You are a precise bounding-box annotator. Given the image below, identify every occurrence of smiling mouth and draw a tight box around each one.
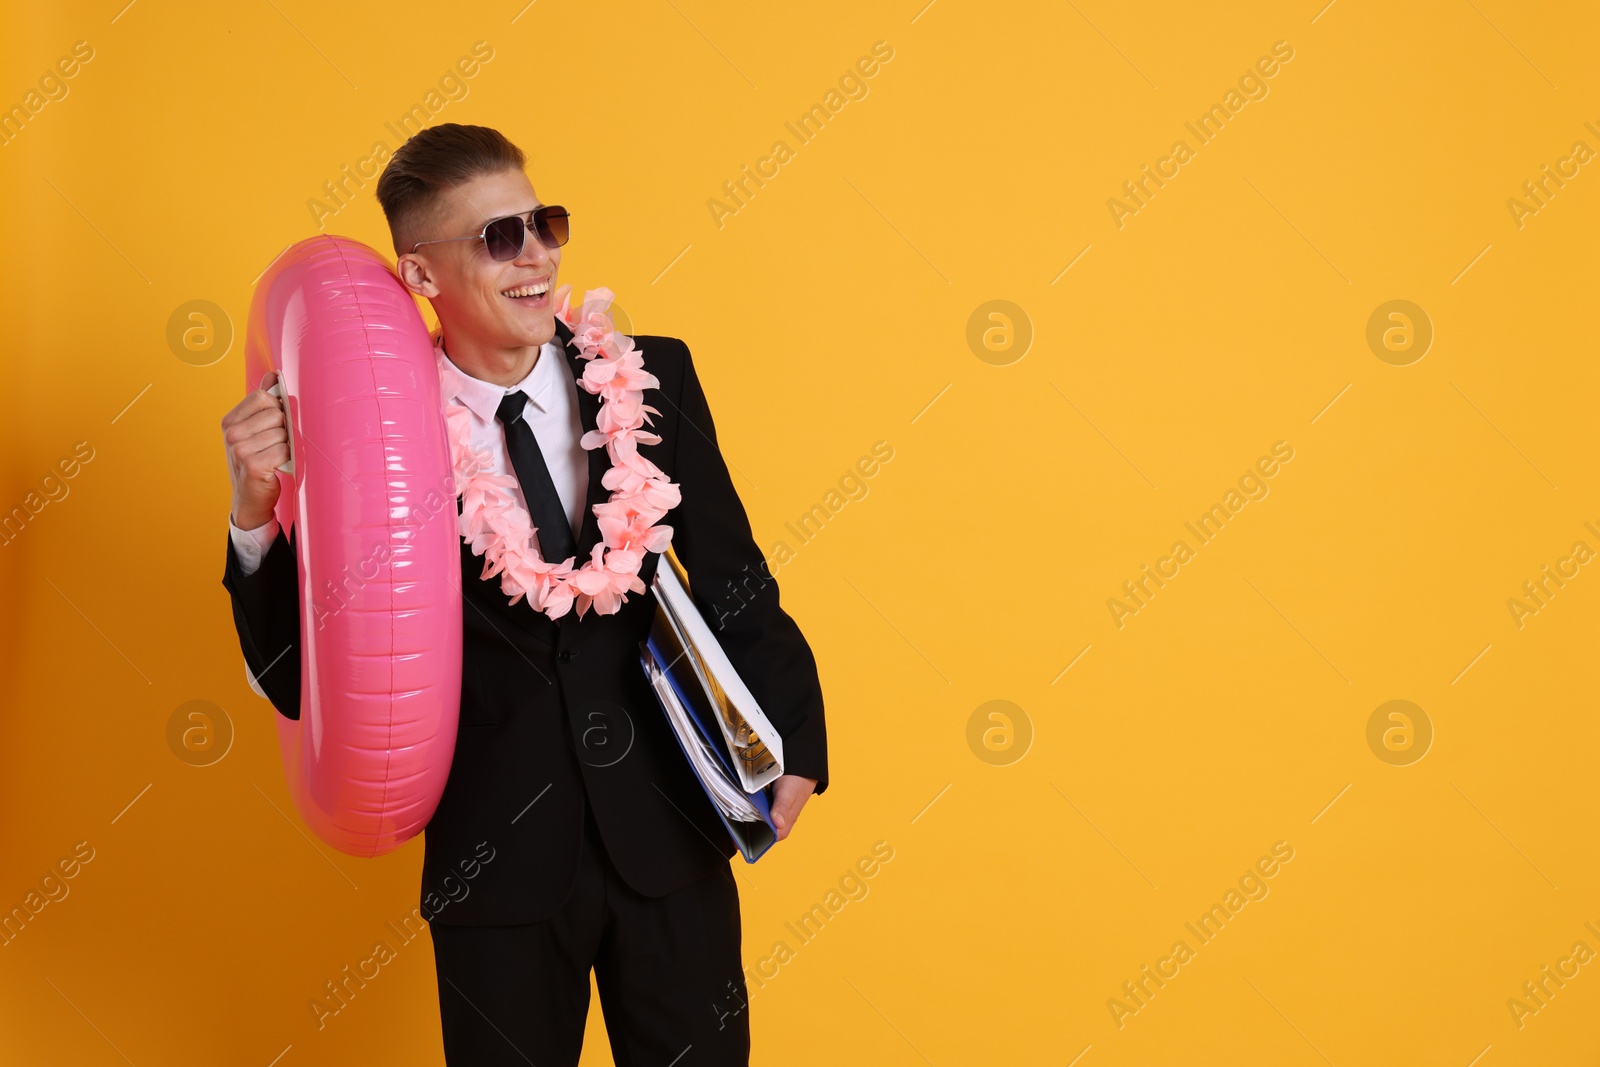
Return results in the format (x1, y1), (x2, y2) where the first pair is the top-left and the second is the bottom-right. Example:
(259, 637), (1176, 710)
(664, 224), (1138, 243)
(501, 279), (551, 305)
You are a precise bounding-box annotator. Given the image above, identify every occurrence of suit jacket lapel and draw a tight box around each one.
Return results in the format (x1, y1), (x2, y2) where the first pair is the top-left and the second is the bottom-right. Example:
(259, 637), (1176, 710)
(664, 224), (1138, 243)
(554, 316), (610, 563)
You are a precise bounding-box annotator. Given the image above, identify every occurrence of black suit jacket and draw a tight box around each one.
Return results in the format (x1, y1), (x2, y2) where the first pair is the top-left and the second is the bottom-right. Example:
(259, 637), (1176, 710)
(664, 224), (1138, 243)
(221, 317), (828, 926)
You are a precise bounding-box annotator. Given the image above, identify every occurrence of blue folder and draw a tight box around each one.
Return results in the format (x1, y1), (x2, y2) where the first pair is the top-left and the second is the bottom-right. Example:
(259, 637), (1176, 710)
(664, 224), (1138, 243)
(639, 567), (779, 864)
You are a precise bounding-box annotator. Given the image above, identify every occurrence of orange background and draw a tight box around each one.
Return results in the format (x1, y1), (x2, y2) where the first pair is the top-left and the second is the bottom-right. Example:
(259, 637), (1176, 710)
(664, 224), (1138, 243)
(2, 1), (1598, 1064)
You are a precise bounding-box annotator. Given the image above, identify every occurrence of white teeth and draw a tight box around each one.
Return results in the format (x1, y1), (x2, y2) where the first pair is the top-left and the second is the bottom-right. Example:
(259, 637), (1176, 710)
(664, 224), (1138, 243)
(502, 281), (550, 298)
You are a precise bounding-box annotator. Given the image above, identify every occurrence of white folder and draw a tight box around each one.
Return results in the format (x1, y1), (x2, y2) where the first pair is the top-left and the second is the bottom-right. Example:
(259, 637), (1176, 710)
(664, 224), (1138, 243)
(638, 545), (786, 858)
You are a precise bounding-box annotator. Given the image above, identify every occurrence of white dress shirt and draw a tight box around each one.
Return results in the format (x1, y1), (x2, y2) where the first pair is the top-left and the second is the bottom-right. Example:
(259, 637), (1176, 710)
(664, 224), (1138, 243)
(229, 338), (589, 577)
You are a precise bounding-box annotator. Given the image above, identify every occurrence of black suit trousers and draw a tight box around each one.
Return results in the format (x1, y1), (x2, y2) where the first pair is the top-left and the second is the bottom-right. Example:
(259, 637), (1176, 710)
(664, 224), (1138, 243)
(430, 799), (751, 1067)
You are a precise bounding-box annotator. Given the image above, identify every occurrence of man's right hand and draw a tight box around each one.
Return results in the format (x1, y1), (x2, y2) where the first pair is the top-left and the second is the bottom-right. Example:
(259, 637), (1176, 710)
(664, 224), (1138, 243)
(221, 370), (289, 530)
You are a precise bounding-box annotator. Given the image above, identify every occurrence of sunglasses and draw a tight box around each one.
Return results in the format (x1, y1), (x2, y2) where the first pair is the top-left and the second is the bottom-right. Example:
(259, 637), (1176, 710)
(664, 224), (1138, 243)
(410, 205), (571, 261)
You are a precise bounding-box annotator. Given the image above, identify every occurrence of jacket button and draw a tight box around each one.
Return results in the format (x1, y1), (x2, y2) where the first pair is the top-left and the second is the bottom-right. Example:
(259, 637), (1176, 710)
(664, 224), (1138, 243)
(558, 650), (576, 663)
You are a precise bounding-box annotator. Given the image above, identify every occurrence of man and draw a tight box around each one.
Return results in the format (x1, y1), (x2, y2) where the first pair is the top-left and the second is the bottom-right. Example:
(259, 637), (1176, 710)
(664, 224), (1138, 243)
(218, 122), (828, 1066)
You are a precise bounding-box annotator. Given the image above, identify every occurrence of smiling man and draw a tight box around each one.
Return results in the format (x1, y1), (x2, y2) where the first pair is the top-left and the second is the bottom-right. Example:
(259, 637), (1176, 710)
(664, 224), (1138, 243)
(218, 123), (829, 1066)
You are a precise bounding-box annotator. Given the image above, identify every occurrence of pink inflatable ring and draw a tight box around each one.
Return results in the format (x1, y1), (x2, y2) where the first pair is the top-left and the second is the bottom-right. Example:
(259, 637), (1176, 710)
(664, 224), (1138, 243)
(244, 235), (461, 857)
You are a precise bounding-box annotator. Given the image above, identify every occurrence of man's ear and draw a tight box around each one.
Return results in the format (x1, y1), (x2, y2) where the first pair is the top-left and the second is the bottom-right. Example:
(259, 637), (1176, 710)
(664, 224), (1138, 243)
(396, 254), (441, 299)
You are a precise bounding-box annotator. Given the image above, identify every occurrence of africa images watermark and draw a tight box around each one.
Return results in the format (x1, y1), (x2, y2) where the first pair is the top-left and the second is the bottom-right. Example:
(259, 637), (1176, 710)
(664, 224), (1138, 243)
(0, 840), (97, 949)
(1506, 918), (1600, 1031)
(1504, 519), (1599, 630)
(1505, 119), (1600, 231)
(1107, 440), (1295, 628)
(1108, 839), (1296, 1029)
(310, 839), (496, 1030)
(1, 39), (95, 148)
(707, 40), (896, 229)
(1107, 40), (1296, 229)
(2, 440), (97, 548)
(709, 440), (895, 630)
(714, 838), (897, 1031)
(310, 473), (459, 631)
(306, 40), (496, 230)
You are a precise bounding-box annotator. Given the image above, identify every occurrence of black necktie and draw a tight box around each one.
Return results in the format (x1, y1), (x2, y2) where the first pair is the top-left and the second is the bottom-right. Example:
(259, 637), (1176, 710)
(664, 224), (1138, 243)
(495, 390), (577, 565)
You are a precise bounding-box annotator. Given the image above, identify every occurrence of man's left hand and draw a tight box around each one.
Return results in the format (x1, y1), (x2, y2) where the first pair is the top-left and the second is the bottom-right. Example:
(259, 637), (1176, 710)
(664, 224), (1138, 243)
(770, 775), (817, 842)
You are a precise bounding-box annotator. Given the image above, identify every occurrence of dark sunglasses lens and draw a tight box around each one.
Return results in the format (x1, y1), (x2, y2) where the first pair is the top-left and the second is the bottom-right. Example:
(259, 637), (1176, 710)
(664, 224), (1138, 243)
(484, 216), (527, 261)
(533, 206), (570, 248)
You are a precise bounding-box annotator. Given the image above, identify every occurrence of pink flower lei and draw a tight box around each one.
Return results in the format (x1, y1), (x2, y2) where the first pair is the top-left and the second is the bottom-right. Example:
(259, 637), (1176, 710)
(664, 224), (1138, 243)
(438, 285), (680, 620)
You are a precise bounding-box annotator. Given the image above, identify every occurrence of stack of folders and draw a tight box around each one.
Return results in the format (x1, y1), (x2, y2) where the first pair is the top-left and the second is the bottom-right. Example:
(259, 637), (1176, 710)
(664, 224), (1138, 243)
(639, 546), (787, 863)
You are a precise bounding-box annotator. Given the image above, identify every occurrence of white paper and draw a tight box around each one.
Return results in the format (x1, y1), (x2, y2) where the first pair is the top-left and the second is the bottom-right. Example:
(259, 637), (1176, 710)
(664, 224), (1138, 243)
(650, 554), (785, 790)
(641, 649), (763, 821)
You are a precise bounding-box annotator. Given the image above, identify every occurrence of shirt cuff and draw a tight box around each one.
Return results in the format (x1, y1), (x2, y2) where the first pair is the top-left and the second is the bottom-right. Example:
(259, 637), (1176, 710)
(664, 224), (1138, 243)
(228, 514), (280, 578)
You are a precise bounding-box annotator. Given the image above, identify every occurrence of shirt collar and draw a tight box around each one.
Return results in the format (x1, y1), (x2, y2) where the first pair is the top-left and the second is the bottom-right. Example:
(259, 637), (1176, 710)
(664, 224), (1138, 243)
(436, 336), (566, 424)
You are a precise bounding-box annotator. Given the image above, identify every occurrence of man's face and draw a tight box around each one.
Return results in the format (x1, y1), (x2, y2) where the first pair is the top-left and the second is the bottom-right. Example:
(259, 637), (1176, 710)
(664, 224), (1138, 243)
(397, 167), (561, 349)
